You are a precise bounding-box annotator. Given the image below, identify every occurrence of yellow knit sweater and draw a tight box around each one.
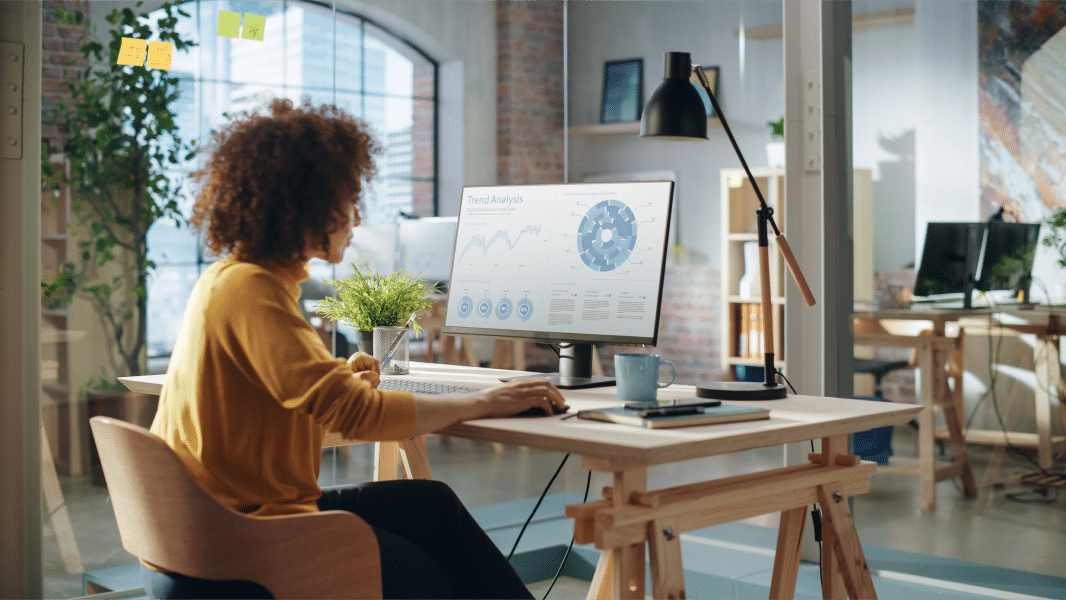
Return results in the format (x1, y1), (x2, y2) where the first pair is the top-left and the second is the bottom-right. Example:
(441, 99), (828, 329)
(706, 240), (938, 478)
(150, 255), (416, 517)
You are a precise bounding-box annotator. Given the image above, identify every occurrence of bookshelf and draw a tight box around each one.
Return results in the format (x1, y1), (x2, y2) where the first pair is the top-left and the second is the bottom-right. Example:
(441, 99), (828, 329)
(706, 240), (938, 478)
(40, 155), (86, 476)
(720, 167), (872, 380)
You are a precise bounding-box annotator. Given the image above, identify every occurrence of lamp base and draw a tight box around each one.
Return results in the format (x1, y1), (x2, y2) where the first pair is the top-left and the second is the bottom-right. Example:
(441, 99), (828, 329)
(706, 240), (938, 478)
(696, 381), (787, 401)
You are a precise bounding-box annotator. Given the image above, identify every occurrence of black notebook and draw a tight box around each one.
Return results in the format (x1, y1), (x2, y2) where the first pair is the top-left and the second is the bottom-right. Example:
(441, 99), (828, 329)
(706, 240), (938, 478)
(576, 403), (770, 429)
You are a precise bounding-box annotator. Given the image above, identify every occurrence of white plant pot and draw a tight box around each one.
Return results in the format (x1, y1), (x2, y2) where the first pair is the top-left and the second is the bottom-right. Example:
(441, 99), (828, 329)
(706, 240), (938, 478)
(766, 141), (785, 168)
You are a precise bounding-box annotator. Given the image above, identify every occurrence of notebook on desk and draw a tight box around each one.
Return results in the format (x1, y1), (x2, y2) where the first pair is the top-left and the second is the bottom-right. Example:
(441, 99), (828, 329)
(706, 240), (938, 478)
(577, 403), (770, 429)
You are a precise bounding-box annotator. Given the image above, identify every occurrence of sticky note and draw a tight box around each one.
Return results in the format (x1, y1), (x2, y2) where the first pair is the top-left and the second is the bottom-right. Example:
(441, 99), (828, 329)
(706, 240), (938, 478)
(242, 13), (266, 41)
(217, 10), (241, 38)
(146, 41), (173, 71)
(116, 37), (147, 66)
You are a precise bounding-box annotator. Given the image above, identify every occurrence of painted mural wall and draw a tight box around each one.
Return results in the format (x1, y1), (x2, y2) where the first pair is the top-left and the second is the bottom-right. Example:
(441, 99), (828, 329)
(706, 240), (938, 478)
(979, 0), (1066, 222)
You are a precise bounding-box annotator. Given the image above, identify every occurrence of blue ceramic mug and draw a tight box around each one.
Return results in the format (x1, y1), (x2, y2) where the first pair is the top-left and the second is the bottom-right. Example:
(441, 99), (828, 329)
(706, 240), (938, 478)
(615, 353), (676, 401)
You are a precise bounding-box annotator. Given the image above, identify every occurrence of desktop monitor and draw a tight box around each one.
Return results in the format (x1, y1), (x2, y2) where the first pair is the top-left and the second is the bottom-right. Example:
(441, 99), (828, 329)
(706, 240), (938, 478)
(976, 222), (1041, 295)
(913, 222), (987, 307)
(397, 216), (458, 289)
(442, 181), (674, 388)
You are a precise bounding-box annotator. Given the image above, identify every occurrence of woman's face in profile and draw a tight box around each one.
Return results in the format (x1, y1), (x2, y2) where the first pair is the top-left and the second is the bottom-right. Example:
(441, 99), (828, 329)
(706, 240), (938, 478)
(314, 205), (360, 264)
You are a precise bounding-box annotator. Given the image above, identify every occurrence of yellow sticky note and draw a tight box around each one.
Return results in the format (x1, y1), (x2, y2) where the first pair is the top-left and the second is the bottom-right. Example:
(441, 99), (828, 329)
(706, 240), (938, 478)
(242, 13), (266, 41)
(146, 41), (173, 70)
(217, 10), (241, 38)
(116, 37), (147, 66)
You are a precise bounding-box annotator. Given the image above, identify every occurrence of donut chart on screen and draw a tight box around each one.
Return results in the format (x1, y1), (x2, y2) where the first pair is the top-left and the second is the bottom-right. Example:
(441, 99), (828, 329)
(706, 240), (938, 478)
(576, 199), (637, 272)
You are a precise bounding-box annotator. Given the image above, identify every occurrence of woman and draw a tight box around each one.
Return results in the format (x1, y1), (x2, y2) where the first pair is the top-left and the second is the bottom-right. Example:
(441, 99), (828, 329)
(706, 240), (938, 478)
(145, 98), (566, 599)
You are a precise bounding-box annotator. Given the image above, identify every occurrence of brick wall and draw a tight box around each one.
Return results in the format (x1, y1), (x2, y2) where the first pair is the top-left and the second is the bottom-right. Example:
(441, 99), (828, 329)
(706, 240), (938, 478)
(411, 64), (435, 216)
(496, 0), (564, 185)
(41, 1), (92, 153)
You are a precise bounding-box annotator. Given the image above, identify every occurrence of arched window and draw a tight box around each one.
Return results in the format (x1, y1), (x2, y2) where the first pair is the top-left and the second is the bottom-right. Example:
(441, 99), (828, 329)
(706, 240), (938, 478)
(146, 0), (438, 361)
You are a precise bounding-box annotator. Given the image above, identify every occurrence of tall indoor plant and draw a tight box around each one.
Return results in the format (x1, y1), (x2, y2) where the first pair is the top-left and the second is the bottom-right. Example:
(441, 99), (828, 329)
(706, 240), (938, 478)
(42, 2), (196, 384)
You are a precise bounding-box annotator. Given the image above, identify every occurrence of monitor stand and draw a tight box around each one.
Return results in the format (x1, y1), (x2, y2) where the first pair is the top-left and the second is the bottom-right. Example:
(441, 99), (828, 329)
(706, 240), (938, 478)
(500, 343), (615, 389)
(545, 343), (615, 389)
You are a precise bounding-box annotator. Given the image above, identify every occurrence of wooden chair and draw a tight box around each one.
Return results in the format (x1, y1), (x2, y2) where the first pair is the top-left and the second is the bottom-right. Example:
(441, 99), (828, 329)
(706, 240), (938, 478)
(89, 416), (382, 599)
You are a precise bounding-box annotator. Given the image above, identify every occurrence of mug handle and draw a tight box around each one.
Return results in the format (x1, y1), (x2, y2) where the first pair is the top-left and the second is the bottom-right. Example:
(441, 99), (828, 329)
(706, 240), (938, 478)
(658, 360), (676, 388)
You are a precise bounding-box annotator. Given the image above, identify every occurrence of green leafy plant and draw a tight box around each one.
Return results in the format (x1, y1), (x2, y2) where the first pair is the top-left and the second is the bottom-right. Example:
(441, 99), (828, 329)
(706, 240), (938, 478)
(41, 2), (196, 383)
(318, 263), (438, 335)
(1043, 207), (1066, 269)
(766, 117), (784, 140)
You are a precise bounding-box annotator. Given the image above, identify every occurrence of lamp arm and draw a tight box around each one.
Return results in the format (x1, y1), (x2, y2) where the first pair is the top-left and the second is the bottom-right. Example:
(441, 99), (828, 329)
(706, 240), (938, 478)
(694, 64), (817, 308)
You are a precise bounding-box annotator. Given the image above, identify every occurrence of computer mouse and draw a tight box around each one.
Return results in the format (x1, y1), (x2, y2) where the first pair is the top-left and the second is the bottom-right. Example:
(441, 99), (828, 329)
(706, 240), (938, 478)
(512, 404), (570, 417)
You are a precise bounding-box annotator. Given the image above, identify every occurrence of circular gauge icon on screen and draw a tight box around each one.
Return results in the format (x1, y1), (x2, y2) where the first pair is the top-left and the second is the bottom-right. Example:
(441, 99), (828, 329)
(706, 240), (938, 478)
(496, 297), (514, 320)
(477, 298), (493, 318)
(516, 298), (534, 321)
(456, 295), (474, 318)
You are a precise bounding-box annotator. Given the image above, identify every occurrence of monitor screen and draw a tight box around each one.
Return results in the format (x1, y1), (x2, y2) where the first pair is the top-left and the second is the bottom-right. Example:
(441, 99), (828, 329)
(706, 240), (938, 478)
(397, 216), (458, 287)
(443, 181), (674, 386)
(913, 222), (987, 300)
(976, 222), (1041, 292)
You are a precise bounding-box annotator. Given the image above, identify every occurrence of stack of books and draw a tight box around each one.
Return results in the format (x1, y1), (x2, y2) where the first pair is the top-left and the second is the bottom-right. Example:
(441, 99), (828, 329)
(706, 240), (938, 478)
(738, 303), (765, 359)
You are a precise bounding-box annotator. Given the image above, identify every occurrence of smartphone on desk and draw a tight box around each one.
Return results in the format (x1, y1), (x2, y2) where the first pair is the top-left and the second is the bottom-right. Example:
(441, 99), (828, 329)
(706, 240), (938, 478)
(623, 398), (722, 411)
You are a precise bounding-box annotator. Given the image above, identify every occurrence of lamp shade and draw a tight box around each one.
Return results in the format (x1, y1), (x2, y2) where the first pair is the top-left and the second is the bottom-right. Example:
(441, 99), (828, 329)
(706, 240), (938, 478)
(640, 52), (708, 140)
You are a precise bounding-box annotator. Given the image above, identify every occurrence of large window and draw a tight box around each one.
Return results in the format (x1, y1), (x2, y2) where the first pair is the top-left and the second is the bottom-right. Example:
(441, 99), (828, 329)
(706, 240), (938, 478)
(147, 0), (438, 362)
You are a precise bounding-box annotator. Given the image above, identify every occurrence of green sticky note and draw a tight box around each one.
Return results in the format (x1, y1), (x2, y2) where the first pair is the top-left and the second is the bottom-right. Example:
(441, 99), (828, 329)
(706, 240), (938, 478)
(242, 13), (266, 41)
(116, 37), (147, 66)
(217, 10), (241, 38)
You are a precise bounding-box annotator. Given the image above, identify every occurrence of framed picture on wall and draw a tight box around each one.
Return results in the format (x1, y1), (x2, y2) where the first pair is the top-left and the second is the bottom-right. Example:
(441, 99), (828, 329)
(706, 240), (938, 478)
(691, 65), (720, 118)
(600, 58), (643, 124)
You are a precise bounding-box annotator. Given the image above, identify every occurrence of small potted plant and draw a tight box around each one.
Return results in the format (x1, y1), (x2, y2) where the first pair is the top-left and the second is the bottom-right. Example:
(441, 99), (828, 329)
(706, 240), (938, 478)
(766, 117), (784, 167)
(317, 263), (439, 354)
(1043, 207), (1066, 269)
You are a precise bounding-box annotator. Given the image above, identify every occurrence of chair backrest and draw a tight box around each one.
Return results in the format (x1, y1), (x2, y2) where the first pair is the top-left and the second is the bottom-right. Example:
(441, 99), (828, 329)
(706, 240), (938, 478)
(90, 416), (381, 599)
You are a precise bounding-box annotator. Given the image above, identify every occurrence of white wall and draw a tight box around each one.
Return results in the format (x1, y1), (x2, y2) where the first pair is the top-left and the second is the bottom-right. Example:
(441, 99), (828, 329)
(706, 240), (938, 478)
(566, 1), (785, 265)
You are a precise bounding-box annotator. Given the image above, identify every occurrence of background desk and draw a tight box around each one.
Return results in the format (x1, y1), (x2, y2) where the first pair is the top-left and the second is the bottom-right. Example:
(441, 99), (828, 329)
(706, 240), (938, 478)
(122, 363), (921, 599)
(854, 306), (1065, 509)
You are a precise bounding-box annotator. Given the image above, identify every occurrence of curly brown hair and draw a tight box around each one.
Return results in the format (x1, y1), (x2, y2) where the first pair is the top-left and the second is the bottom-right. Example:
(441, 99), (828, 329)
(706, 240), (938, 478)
(190, 98), (381, 263)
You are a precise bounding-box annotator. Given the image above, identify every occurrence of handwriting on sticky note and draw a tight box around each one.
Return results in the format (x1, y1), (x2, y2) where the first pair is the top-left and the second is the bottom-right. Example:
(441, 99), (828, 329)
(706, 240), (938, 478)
(217, 10), (241, 38)
(242, 13), (266, 41)
(117, 37), (147, 66)
(146, 41), (173, 71)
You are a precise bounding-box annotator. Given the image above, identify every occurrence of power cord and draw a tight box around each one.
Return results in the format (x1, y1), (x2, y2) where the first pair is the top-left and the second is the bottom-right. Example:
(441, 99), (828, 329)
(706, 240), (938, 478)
(507, 453), (570, 561)
(809, 439), (823, 584)
(541, 470), (592, 600)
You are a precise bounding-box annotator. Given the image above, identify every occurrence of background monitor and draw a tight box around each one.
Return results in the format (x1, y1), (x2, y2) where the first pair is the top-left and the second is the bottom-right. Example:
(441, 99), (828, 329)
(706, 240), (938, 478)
(975, 222), (1041, 294)
(397, 216), (458, 289)
(913, 222), (987, 306)
(442, 181), (674, 388)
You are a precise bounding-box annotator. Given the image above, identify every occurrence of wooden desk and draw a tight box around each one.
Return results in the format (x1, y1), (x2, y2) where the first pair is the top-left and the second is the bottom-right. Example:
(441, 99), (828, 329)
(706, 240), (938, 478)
(853, 308), (979, 510)
(854, 306), (1066, 509)
(123, 364), (921, 599)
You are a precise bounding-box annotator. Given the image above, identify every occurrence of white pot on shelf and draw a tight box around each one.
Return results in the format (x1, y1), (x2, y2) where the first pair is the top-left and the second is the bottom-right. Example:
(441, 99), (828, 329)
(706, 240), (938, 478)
(766, 141), (785, 168)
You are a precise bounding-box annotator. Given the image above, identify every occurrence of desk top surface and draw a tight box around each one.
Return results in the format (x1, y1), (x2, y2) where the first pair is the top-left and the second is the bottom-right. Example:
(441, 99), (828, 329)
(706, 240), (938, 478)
(854, 304), (1065, 321)
(121, 363), (920, 468)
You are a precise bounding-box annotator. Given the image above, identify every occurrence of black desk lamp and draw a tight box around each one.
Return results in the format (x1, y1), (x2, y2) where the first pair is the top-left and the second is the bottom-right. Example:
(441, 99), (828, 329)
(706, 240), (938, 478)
(640, 51), (816, 400)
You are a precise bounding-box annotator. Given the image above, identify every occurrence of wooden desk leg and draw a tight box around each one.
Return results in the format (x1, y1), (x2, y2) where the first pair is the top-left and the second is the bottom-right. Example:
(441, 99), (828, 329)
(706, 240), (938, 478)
(770, 506), (806, 600)
(916, 340), (937, 511)
(374, 441), (401, 481)
(398, 437), (433, 480)
(588, 468), (648, 600)
(1034, 332), (1061, 470)
(817, 483), (877, 600)
(41, 425), (83, 574)
(820, 437), (847, 599)
(648, 517), (684, 600)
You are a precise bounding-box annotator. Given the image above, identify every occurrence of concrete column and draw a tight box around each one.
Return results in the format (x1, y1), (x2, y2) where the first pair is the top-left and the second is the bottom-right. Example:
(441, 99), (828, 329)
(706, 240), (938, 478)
(0, 1), (44, 596)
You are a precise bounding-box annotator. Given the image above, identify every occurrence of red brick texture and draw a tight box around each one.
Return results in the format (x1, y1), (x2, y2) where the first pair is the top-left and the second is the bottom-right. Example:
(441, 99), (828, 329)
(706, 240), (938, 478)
(41, 0), (91, 152)
(496, 1), (565, 185)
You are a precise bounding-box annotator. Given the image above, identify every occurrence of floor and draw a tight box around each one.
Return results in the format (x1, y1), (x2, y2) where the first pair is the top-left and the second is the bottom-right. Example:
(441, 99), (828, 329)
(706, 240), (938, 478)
(45, 423), (1066, 598)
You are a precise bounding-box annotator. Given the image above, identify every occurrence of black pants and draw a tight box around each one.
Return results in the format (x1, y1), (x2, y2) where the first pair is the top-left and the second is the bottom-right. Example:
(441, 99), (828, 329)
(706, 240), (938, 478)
(142, 479), (533, 599)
